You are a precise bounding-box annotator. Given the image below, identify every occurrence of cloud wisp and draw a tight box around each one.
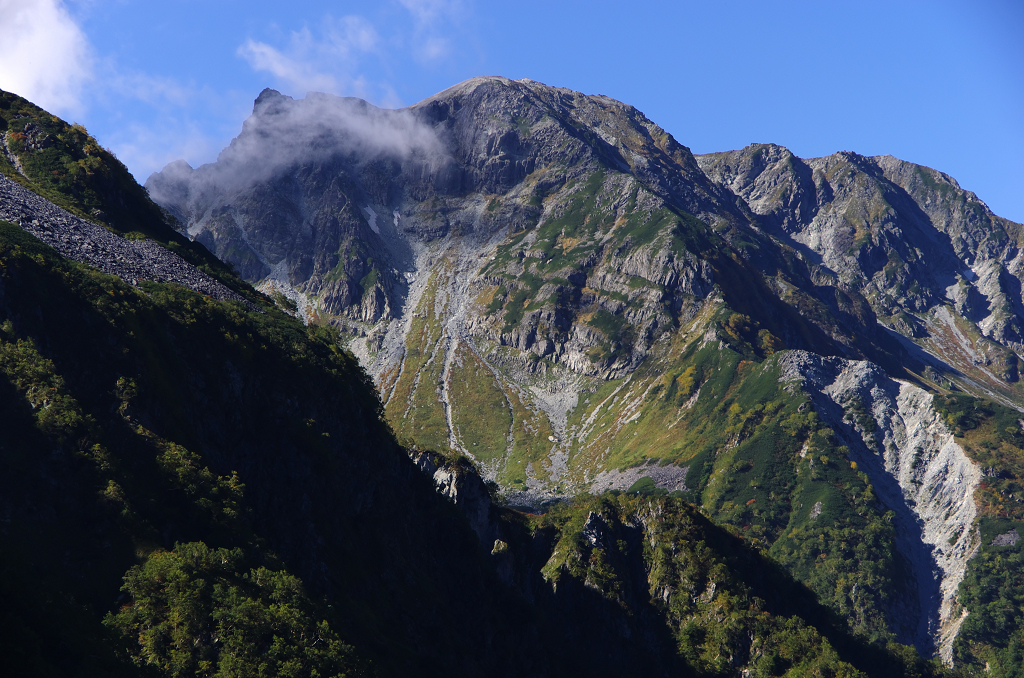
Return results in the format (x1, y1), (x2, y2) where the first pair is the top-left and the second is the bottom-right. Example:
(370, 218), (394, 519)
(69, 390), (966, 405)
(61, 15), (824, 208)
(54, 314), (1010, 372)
(0, 0), (94, 115)
(397, 0), (467, 62)
(0, 1), (476, 189)
(397, 0), (466, 25)
(236, 2), (476, 106)
(238, 16), (380, 98)
(146, 89), (447, 207)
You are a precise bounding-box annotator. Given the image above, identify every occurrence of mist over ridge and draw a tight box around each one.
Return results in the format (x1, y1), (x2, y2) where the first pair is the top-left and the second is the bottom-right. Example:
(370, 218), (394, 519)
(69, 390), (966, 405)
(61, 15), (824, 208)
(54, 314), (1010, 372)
(149, 87), (448, 200)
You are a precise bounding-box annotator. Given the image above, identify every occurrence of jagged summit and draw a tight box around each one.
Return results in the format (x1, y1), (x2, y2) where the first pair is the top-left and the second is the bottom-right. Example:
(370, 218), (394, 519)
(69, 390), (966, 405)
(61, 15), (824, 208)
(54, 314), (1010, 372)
(253, 86), (286, 107)
(413, 74), (519, 102)
(697, 143), (1024, 390)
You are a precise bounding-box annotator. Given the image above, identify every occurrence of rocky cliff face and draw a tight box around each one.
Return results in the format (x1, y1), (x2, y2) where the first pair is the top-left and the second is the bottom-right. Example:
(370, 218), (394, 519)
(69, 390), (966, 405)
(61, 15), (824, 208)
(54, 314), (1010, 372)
(698, 145), (1024, 405)
(779, 351), (982, 661)
(411, 447), (498, 546)
(147, 78), (732, 327)
(147, 77), (912, 480)
(0, 174), (253, 307)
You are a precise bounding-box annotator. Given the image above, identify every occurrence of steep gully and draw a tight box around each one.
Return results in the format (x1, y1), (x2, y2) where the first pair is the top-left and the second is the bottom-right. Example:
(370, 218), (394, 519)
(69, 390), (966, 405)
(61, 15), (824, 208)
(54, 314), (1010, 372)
(344, 193), (575, 489)
(779, 351), (981, 662)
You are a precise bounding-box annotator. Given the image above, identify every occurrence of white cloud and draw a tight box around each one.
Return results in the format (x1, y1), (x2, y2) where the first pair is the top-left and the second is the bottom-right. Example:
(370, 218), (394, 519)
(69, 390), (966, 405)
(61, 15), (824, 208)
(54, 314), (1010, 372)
(378, 83), (405, 110)
(238, 16), (380, 96)
(110, 118), (222, 183)
(145, 91), (446, 202)
(397, 0), (463, 24)
(98, 64), (207, 111)
(325, 15), (379, 56)
(417, 35), (451, 61)
(396, 0), (466, 63)
(0, 0), (94, 114)
(238, 36), (340, 95)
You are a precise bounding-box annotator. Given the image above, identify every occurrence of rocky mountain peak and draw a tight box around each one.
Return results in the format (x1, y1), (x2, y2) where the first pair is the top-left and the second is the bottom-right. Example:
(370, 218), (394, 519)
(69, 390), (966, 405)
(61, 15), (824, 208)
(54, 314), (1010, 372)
(9, 77), (1024, 672)
(252, 86), (289, 113)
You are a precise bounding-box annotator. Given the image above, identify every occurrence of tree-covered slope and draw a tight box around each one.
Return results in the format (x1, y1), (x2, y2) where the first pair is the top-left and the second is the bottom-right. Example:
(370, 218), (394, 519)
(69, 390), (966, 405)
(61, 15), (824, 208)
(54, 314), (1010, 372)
(0, 217), (516, 676)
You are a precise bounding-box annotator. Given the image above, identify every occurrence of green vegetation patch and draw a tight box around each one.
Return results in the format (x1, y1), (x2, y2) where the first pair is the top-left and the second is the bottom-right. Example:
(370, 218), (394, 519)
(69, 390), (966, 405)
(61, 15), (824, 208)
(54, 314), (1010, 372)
(501, 288), (530, 330)
(0, 220), (389, 675)
(924, 394), (1024, 674)
(386, 268), (450, 451)
(105, 542), (360, 677)
(567, 331), (910, 645)
(359, 263), (379, 297)
(614, 205), (676, 250)
(503, 387), (555, 488)
(933, 394), (1024, 521)
(448, 344), (512, 464)
(955, 518), (1024, 675)
(529, 493), (938, 678)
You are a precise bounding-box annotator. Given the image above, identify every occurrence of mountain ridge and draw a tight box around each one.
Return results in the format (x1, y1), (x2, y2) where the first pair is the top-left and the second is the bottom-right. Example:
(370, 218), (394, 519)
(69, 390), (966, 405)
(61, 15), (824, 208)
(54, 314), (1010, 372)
(143, 76), (1024, 667)
(2, 76), (1022, 673)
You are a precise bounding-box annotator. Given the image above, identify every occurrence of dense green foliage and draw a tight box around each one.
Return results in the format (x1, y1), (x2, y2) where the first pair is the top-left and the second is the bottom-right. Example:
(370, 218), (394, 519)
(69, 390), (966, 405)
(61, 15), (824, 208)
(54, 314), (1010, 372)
(106, 543), (360, 678)
(0, 218), (500, 676)
(933, 395), (1024, 521)
(551, 326), (914, 647)
(0, 219), (376, 675)
(926, 395), (1024, 676)
(956, 541), (1024, 677)
(527, 492), (941, 678)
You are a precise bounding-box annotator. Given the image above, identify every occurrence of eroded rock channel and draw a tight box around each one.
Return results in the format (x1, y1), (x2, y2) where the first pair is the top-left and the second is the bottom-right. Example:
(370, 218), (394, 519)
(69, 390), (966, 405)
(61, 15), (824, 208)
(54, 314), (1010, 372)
(779, 351), (982, 661)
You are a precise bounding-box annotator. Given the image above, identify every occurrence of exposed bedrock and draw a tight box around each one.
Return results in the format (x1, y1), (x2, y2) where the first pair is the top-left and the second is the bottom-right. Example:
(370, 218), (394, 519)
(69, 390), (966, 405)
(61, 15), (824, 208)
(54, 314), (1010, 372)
(779, 351), (981, 662)
(410, 448), (497, 548)
(0, 174), (255, 308)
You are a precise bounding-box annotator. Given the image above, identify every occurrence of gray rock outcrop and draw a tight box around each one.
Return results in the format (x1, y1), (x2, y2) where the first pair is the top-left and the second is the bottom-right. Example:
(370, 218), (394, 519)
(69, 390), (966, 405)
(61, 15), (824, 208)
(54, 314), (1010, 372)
(989, 529), (1018, 546)
(699, 145), (1024, 398)
(779, 350), (982, 662)
(0, 173), (255, 308)
(410, 449), (496, 546)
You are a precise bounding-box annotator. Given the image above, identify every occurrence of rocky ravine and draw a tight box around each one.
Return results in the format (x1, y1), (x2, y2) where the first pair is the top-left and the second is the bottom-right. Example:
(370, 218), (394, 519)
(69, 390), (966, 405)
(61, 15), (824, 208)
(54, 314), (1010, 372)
(779, 350), (982, 662)
(0, 173), (254, 308)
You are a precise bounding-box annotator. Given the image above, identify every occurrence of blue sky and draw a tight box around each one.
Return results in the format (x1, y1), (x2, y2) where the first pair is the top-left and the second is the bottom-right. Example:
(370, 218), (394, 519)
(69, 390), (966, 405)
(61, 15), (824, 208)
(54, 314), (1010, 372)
(2, 0), (1022, 222)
